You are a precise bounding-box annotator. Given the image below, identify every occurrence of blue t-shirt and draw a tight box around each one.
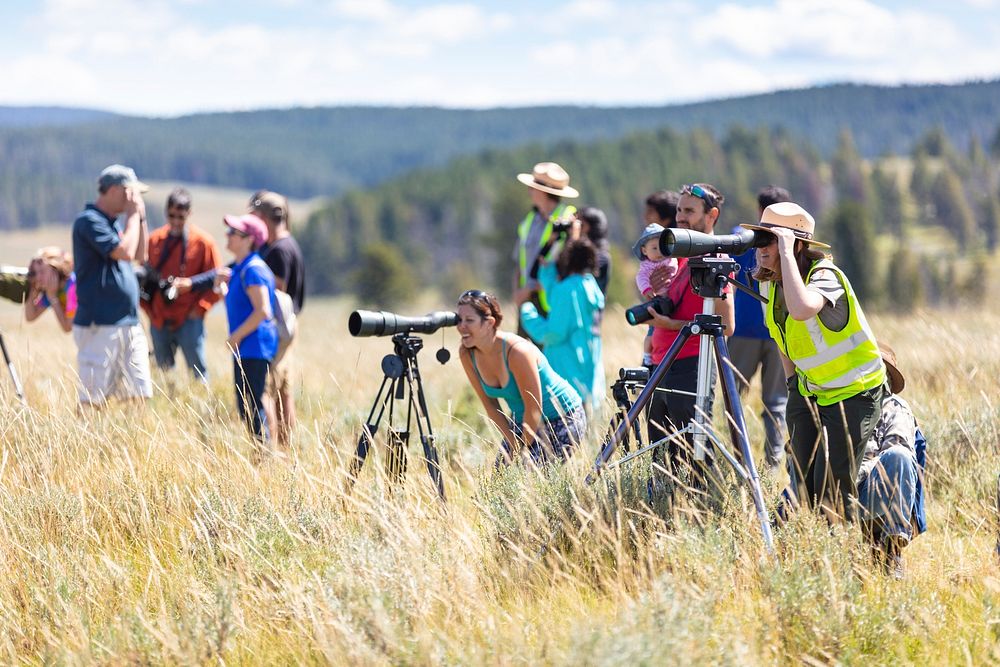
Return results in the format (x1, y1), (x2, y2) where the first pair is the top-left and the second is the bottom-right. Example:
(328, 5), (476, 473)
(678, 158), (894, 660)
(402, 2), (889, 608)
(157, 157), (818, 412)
(226, 253), (279, 360)
(72, 204), (140, 326)
(731, 230), (769, 340)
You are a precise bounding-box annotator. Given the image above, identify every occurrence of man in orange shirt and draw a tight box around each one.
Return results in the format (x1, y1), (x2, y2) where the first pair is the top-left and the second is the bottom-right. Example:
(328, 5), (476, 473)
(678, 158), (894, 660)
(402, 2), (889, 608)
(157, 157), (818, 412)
(141, 187), (222, 381)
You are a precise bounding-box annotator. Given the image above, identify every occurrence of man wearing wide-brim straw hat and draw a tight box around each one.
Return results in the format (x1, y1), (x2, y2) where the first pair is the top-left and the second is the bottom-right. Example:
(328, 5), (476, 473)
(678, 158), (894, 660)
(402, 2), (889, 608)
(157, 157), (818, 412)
(512, 162), (579, 336)
(745, 201), (886, 526)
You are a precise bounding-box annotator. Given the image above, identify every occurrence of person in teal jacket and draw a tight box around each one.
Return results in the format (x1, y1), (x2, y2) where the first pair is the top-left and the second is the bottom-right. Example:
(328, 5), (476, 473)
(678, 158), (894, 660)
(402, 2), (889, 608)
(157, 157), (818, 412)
(519, 239), (606, 411)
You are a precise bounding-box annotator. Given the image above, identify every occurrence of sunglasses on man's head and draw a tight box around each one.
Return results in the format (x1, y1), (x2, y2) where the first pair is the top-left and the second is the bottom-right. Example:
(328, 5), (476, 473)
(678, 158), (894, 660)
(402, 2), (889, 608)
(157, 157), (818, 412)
(681, 183), (718, 209)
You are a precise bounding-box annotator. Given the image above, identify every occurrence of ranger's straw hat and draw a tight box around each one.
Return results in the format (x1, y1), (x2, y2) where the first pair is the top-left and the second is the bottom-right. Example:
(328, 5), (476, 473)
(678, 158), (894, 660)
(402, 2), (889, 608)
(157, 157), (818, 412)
(741, 201), (830, 249)
(516, 162), (579, 198)
(878, 341), (906, 394)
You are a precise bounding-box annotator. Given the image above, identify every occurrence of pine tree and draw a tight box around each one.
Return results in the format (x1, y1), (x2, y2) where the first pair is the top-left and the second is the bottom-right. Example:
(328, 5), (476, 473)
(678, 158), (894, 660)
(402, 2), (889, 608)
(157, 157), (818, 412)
(352, 244), (416, 308)
(929, 168), (978, 249)
(827, 201), (879, 305)
(886, 244), (923, 312)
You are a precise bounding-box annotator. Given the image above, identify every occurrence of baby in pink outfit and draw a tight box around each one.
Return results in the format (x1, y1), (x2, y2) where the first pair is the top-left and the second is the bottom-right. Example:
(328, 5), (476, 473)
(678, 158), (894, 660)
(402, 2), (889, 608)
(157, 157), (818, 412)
(632, 223), (678, 365)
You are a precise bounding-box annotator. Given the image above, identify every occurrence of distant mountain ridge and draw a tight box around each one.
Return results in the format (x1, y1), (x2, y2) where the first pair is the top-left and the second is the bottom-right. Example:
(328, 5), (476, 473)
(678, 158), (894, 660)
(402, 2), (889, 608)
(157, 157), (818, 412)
(1, 79), (998, 228)
(0, 106), (120, 127)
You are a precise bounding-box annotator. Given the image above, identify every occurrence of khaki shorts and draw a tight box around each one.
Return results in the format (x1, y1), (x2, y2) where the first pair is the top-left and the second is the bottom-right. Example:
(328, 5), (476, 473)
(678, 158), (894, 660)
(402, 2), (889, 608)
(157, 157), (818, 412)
(267, 338), (298, 398)
(73, 324), (153, 404)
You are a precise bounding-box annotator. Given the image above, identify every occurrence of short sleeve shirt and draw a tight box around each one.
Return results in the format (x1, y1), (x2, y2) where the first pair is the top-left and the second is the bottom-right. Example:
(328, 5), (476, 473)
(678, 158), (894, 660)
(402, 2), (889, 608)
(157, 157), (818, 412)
(72, 204), (140, 326)
(261, 236), (306, 313)
(772, 267), (849, 332)
(226, 253), (279, 360)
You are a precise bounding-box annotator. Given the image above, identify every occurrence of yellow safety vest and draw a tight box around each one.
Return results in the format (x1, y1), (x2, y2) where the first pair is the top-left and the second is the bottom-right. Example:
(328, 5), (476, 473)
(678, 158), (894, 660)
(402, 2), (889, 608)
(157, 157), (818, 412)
(765, 259), (885, 406)
(517, 202), (576, 312)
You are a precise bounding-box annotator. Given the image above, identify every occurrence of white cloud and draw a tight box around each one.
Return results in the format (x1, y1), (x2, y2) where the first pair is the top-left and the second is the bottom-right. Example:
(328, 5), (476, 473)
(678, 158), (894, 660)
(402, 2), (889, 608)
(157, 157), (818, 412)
(0, 0), (998, 114)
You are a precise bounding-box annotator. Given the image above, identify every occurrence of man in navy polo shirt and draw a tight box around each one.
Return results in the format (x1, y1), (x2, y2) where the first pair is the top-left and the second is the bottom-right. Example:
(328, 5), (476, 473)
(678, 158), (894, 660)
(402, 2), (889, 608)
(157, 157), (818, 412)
(71, 164), (153, 406)
(728, 185), (792, 470)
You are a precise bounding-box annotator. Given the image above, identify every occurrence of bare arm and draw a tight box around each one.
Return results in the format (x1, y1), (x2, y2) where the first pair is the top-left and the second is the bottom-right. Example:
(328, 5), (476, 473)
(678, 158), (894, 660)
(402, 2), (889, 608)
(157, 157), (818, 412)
(507, 341), (544, 448)
(719, 288), (735, 336)
(226, 285), (272, 350)
(459, 348), (519, 451)
(23, 286), (45, 322)
(109, 191), (147, 262)
(773, 228), (824, 321)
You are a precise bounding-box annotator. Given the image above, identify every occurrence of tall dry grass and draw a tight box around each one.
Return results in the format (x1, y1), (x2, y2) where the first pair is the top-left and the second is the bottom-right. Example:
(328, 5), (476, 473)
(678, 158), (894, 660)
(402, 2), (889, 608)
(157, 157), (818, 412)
(0, 298), (998, 664)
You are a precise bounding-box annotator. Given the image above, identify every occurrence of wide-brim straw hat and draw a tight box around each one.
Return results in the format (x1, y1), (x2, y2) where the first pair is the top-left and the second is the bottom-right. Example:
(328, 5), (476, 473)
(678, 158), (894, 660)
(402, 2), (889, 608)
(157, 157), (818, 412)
(741, 201), (830, 249)
(878, 341), (906, 394)
(516, 162), (579, 198)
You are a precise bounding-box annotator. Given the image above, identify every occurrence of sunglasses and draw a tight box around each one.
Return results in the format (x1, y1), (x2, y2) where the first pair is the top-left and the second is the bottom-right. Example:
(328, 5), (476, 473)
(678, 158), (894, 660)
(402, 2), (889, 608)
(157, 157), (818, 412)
(459, 289), (488, 300)
(226, 227), (249, 238)
(166, 212), (189, 221)
(681, 183), (719, 209)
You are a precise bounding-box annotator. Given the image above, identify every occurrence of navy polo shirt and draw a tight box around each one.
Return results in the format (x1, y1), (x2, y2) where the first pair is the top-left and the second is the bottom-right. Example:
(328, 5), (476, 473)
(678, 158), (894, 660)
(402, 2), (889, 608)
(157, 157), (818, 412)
(72, 204), (140, 326)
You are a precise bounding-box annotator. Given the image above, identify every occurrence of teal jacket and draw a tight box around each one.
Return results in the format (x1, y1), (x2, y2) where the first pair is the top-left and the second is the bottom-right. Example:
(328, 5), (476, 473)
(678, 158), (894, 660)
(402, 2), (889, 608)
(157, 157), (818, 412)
(520, 264), (605, 409)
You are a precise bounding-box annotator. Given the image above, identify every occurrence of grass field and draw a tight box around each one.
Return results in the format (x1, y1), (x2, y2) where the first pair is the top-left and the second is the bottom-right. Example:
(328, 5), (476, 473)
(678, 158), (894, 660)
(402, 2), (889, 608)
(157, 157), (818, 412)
(1, 285), (998, 664)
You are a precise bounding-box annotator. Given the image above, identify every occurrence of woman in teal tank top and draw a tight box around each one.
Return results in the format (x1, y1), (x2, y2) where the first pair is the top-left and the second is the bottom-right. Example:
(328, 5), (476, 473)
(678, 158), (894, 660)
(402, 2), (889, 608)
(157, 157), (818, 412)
(457, 289), (586, 465)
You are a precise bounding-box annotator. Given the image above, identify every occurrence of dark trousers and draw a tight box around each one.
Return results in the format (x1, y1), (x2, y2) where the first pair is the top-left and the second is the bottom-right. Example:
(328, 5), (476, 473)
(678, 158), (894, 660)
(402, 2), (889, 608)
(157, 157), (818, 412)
(234, 357), (271, 442)
(647, 355), (715, 476)
(786, 382), (883, 523)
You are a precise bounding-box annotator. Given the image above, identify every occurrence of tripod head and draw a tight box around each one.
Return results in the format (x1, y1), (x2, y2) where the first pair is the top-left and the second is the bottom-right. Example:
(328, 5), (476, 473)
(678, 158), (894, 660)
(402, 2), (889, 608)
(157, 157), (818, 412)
(687, 256), (740, 299)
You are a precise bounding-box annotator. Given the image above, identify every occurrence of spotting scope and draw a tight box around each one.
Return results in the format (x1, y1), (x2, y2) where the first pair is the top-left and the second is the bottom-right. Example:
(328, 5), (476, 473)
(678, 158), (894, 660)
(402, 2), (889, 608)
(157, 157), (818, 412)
(659, 228), (774, 258)
(349, 310), (458, 337)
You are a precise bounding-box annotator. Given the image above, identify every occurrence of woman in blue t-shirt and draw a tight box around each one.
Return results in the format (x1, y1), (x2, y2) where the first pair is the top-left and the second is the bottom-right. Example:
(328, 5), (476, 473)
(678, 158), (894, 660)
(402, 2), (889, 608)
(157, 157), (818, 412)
(457, 289), (586, 466)
(222, 214), (278, 450)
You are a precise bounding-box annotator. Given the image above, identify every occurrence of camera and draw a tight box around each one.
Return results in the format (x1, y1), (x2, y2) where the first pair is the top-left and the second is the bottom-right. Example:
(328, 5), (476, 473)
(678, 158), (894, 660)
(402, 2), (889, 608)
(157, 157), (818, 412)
(624, 295), (675, 326)
(619, 367), (650, 383)
(135, 264), (178, 304)
(349, 309), (458, 337)
(659, 227), (773, 258)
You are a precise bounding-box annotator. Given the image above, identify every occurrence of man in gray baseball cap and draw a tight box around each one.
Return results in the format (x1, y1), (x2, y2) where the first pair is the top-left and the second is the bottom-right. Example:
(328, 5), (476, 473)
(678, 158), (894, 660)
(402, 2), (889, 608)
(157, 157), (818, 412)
(70, 163), (153, 407)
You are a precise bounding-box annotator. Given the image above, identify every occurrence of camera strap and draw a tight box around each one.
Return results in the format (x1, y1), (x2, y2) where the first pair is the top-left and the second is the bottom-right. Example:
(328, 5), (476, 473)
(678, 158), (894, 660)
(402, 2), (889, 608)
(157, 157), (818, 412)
(155, 234), (188, 276)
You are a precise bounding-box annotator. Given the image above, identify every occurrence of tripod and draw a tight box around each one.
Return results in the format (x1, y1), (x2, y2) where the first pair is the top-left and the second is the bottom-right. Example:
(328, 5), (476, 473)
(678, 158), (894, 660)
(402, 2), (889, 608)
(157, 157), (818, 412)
(606, 368), (650, 454)
(588, 257), (775, 553)
(0, 331), (26, 404)
(348, 332), (446, 500)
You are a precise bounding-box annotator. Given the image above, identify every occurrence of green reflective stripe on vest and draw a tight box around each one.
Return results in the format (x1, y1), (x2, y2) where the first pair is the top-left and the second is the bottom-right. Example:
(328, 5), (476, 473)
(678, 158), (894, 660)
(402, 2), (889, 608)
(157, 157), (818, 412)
(765, 259), (885, 406)
(517, 202), (576, 311)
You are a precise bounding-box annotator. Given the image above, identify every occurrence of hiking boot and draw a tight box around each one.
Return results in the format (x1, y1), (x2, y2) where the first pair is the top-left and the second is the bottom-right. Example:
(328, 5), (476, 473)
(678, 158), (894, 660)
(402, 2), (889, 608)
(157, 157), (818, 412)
(873, 532), (909, 579)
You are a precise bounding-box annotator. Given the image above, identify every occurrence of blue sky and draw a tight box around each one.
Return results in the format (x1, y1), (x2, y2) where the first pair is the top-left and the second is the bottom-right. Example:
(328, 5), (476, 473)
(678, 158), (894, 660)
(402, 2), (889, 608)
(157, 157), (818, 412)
(1, 0), (998, 116)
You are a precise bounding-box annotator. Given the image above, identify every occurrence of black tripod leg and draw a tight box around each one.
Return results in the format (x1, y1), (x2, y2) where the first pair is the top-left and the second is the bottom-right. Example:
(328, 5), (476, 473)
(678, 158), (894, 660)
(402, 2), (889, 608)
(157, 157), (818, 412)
(0, 333), (25, 404)
(409, 359), (446, 500)
(385, 427), (409, 490)
(348, 375), (392, 489)
(713, 335), (775, 554)
(588, 325), (694, 482)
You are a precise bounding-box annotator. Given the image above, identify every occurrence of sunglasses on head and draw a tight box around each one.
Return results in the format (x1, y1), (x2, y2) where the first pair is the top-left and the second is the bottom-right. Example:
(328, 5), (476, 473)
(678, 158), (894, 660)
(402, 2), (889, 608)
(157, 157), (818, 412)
(681, 183), (719, 209)
(459, 289), (488, 300)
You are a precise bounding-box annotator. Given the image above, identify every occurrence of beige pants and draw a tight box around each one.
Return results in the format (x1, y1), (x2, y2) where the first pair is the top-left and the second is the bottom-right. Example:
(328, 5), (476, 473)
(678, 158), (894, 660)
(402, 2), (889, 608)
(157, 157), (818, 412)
(74, 324), (153, 404)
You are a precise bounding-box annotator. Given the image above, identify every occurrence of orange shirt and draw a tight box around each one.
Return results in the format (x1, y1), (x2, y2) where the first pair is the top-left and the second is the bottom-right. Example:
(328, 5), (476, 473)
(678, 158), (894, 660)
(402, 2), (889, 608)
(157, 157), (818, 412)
(141, 223), (222, 329)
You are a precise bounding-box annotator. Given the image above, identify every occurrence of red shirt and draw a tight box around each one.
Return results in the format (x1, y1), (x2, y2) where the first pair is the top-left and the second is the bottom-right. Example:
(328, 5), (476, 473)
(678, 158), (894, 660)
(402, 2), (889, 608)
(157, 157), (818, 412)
(141, 223), (222, 329)
(651, 258), (731, 363)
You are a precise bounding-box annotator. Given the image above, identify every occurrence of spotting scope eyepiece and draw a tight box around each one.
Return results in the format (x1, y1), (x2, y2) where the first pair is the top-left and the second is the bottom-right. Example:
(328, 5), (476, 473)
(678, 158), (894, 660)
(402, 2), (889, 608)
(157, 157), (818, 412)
(349, 310), (459, 337)
(659, 227), (773, 258)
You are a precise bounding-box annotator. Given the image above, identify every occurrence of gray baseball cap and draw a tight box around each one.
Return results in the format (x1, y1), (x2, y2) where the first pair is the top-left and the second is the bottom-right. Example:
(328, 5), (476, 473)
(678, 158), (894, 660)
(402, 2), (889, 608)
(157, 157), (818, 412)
(98, 164), (149, 193)
(632, 223), (665, 260)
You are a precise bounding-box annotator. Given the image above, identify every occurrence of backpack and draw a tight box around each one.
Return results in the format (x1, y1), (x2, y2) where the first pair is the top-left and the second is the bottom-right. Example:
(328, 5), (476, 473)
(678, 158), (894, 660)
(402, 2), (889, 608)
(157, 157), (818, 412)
(273, 288), (297, 350)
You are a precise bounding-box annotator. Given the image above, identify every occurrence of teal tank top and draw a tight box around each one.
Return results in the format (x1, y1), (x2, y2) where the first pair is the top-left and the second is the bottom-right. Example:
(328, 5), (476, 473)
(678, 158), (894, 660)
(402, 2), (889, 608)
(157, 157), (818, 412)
(471, 339), (581, 424)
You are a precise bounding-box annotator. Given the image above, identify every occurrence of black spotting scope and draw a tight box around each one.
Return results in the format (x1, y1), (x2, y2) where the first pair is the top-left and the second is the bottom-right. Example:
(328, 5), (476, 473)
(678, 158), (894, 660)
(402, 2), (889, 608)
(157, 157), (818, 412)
(659, 227), (774, 258)
(349, 310), (459, 337)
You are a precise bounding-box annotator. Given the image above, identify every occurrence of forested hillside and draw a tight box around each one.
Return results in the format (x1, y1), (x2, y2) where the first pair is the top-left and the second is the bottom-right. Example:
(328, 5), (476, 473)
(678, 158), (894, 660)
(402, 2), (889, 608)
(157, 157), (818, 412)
(301, 124), (1000, 312)
(2, 80), (999, 229)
